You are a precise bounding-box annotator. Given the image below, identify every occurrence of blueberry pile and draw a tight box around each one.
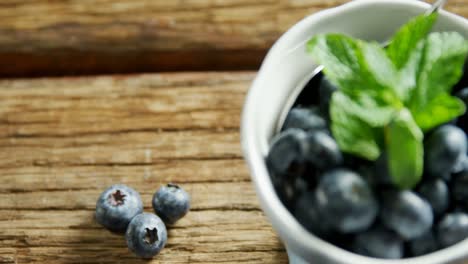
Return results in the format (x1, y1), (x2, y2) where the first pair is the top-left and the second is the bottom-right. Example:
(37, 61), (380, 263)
(95, 183), (190, 258)
(266, 74), (468, 259)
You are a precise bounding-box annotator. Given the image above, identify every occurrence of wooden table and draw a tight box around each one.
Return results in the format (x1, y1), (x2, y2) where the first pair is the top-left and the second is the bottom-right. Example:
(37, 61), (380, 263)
(0, 1), (466, 263)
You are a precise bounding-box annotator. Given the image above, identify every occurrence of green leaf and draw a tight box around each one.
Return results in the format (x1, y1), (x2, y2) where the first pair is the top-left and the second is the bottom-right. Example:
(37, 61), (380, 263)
(409, 32), (468, 129)
(397, 41), (425, 103)
(332, 91), (396, 127)
(413, 94), (466, 131)
(307, 34), (400, 106)
(385, 109), (423, 189)
(306, 16), (468, 190)
(330, 92), (381, 160)
(387, 13), (438, 69)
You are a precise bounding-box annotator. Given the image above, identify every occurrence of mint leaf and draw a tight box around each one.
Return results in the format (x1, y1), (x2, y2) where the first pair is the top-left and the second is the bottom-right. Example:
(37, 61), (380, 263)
(306, 15), (468, 189)
(307, 34), (399, 106)
(397, 41), (425, 103)
(330, 92), (381, 160)
(413, 94), (466, 131)
(333, 91), (395, 127)
(385, 109), (423, 189)
(409, 32), (468, 130)
(387, 13), (438, 69)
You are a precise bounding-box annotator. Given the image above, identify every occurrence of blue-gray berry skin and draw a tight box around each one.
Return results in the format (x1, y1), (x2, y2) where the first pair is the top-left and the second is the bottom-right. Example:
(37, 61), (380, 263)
(452, 165), (468, 208)
(408, 231), (439, 257)
(437, 212), (468, 248)
(277, 175), (311, 211)
(315, 169), (378, 233)
(456, 87), (468, 105)
(294, 191), (332, 238)
(282, 107), (327, 132)
(381, 190), (433, 240)
(305, 131), (343, 170)
(424, 125), (467, 177)
(352, 226), (403, 259)
(266, 129), (309, 179)
(126, 213), (167, 259)
(417, 179), (449, 216)
(95, 184), (143, 232)
(152, 183), (190, 225)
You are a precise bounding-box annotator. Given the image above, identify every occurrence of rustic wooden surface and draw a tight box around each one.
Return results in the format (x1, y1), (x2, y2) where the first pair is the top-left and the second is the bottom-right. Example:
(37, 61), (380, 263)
(1, 0), (467, 76)
(2, 1), (468, 263)
(0, 72), (290, 263)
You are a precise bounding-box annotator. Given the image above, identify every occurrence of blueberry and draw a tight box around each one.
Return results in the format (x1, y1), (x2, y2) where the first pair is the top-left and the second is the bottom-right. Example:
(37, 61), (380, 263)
(270, 165), (313, 209)
(126, 213), (167, 258)
(408, 231), (439, 257)
(417, 179), (449, 216)
(437, 212), (468, 248)
(455, 87), (468, 105)
(95, 184), (143, 232)
(319, 76), (338, 117)
(294, 191), (332, 238)
(425, 125), (467, 177)
(282, 107), (327, 132)
(266, 129), (309, 179)
(381, 190), (433, 240)
(315, 169), (378, 233)
(152, 183), (190, 225)
(455, 87), (468, 130)
(352, 226), (403, 259)
(452, 166), (468, 208)
(452, 155), (468, 174)
(305, 131), (343, 170)
(273, 177), (296, 208)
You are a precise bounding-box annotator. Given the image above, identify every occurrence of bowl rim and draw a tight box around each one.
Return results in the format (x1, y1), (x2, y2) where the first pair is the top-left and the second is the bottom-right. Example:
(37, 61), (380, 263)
(241, 0), (468, 263)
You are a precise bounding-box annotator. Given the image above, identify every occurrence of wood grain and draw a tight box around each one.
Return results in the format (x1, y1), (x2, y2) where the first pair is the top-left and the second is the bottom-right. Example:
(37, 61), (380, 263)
(4, 0), (466, 76)
(0, 72), (289, 263)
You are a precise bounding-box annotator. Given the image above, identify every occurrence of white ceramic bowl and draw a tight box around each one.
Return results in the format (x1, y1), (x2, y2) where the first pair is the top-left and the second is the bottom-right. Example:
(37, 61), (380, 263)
(241, 0), (468, 263)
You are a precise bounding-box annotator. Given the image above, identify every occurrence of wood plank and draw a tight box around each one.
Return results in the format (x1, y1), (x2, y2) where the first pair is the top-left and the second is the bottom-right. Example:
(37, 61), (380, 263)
(2, 0), (467, 76)
(0, 160), (250, 191)
(1, 0), (467, 76)
(8, 0), (468, 76)
(0, 210), (285, 263)
(0, 72), (252, 136)
(0, 0), (351, 76)
(0, 72), (288, 262)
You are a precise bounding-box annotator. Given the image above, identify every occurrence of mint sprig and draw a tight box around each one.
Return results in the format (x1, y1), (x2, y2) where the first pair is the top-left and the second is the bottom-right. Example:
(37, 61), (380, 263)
(307, 13), (468, 189)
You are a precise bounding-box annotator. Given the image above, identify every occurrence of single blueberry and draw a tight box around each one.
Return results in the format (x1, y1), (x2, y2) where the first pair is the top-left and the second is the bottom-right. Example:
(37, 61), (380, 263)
(294, 191), (332, 238)
(437, 212), (468, 248)
(456, 87), (468, 105)
(152, 183), (191, 225)
(425, 125), (467, 177)
(315, 169), (378, 233)
(319, 76), (338, 118)
(452, 155), (468, 174)
(282, 107), (327, 132)
(126, 213), (167, 259)
(266, 129), (309, 180)
(381, 190), (433, 240)
(455, 87), (468, 130)
(95, 184), (143, 232)
(273, 176), (303, 210)
(408, 231), (439, 257)
(352, 226), (403, 259)
(417, 179), (450, 216)
(305, 131), (343, 170)
(452, 161), (468, 208)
